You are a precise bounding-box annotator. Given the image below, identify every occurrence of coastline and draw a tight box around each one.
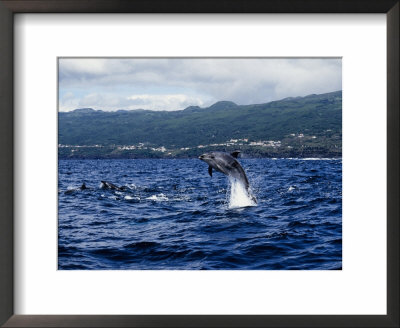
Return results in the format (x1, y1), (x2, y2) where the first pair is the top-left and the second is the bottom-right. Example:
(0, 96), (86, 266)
(58, 142), (341, 160)
(58, 153), (342, 160)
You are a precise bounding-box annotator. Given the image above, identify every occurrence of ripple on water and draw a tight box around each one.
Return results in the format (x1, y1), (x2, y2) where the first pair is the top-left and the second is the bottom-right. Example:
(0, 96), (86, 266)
(58, 158), (342, 270)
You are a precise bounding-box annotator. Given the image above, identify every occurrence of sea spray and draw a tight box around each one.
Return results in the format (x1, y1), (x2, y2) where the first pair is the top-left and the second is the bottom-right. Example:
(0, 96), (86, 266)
(228, 177), (257, 209)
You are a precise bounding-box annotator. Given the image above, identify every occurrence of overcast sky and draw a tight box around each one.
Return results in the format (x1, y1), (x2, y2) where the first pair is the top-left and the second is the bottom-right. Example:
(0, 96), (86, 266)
(58, 58), (341, 112)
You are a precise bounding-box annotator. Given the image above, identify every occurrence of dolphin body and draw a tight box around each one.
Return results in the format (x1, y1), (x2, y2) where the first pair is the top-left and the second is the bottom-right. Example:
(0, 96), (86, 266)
(199, 151), (256, 203)
(100, 181), (126, 191)
(64, 183), (90, 195)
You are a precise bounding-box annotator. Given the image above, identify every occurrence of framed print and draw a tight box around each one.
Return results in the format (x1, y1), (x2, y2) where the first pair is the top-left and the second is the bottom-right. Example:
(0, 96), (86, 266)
(0, 1), (398, 327)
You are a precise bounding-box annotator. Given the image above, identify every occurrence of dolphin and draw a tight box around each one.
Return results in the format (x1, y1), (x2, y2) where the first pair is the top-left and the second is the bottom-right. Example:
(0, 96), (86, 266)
(64, 183), (90, 195)
(199, 151), (256, 202)
(100, 181), (126, 191)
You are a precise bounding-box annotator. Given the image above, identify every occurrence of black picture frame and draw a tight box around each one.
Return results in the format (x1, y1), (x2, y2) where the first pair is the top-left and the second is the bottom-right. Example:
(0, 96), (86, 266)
(0, 1), (398, 327)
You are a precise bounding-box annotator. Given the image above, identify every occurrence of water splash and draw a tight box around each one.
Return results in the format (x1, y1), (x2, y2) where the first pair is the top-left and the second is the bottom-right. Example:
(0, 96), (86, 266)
(227, 177), (257, 209)
(146, 193), (168, 201)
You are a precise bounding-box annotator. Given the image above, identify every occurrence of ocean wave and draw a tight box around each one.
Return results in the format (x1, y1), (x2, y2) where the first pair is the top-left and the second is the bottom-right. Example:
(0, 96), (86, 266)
(58, 158), (342, 270)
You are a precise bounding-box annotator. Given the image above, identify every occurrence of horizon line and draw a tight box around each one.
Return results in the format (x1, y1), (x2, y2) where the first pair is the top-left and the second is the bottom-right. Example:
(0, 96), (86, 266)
(59, 90), (342, 113)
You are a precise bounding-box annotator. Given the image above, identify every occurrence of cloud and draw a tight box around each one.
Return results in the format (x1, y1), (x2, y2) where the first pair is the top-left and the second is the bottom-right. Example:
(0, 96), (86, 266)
(59, 91), (80, 111)
(59, 58), (341, 111)
(59, 92), (208, 112)
(126, 94), (207, 110)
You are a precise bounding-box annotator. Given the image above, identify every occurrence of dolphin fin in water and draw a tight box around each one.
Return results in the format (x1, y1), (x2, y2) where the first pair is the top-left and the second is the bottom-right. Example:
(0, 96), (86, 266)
(100, 180), (126, 191)
(208, 166), (213, 177)
(230, 151), (240, 158)
(64, 183), (91, 195)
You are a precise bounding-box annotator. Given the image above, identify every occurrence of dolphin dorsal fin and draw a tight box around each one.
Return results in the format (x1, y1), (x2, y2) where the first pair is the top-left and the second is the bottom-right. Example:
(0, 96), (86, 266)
(208, 166), (213, 177)
(230, 151), (241, 158)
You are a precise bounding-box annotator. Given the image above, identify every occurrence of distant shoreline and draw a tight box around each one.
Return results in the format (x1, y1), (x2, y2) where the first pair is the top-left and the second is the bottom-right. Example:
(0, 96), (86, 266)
(58, 91), (342, 162)
(58, 155), (342, 160)
(58, 144), (341, 160)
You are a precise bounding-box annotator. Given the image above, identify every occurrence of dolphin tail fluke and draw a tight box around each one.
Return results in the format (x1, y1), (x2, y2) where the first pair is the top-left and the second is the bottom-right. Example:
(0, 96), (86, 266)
(250, 193), (257, 204)
(245, 185), (257, 204)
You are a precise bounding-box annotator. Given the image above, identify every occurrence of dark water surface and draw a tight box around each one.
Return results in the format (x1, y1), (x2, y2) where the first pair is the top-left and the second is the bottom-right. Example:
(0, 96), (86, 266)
(58, 158), (342, 270)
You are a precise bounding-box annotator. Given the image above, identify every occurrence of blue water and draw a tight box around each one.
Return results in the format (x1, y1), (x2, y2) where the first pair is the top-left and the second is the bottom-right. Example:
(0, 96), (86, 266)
(58, 158), (342, 270)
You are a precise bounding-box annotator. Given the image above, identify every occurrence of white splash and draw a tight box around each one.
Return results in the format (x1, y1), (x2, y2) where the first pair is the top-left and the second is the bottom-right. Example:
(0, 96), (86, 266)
(228, 177), (257, 209)
(146, 193), (168, 201)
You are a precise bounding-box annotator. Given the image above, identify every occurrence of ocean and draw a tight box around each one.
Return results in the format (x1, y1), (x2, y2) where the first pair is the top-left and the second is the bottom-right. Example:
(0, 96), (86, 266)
(58, 158), (342, 270)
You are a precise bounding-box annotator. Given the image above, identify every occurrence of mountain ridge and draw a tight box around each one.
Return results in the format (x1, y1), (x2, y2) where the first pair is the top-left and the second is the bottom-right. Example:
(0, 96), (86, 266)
(59, 90), (342, 159)
(65, 90), (341, 114)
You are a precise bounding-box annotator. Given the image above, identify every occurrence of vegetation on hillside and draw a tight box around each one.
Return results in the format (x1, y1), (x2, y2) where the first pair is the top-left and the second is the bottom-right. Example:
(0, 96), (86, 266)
(58, 90), (342, 159)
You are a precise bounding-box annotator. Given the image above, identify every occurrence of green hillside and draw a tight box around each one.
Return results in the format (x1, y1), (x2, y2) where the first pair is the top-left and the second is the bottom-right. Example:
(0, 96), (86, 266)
(58, 90), (342, 159)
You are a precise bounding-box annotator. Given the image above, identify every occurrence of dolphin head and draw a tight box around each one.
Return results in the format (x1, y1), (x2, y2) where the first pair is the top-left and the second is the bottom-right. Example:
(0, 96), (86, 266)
(198, 152), (217, 165)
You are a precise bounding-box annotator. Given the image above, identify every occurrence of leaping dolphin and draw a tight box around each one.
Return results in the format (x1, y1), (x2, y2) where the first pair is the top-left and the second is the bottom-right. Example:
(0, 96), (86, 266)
(199, 151), (256, 203)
